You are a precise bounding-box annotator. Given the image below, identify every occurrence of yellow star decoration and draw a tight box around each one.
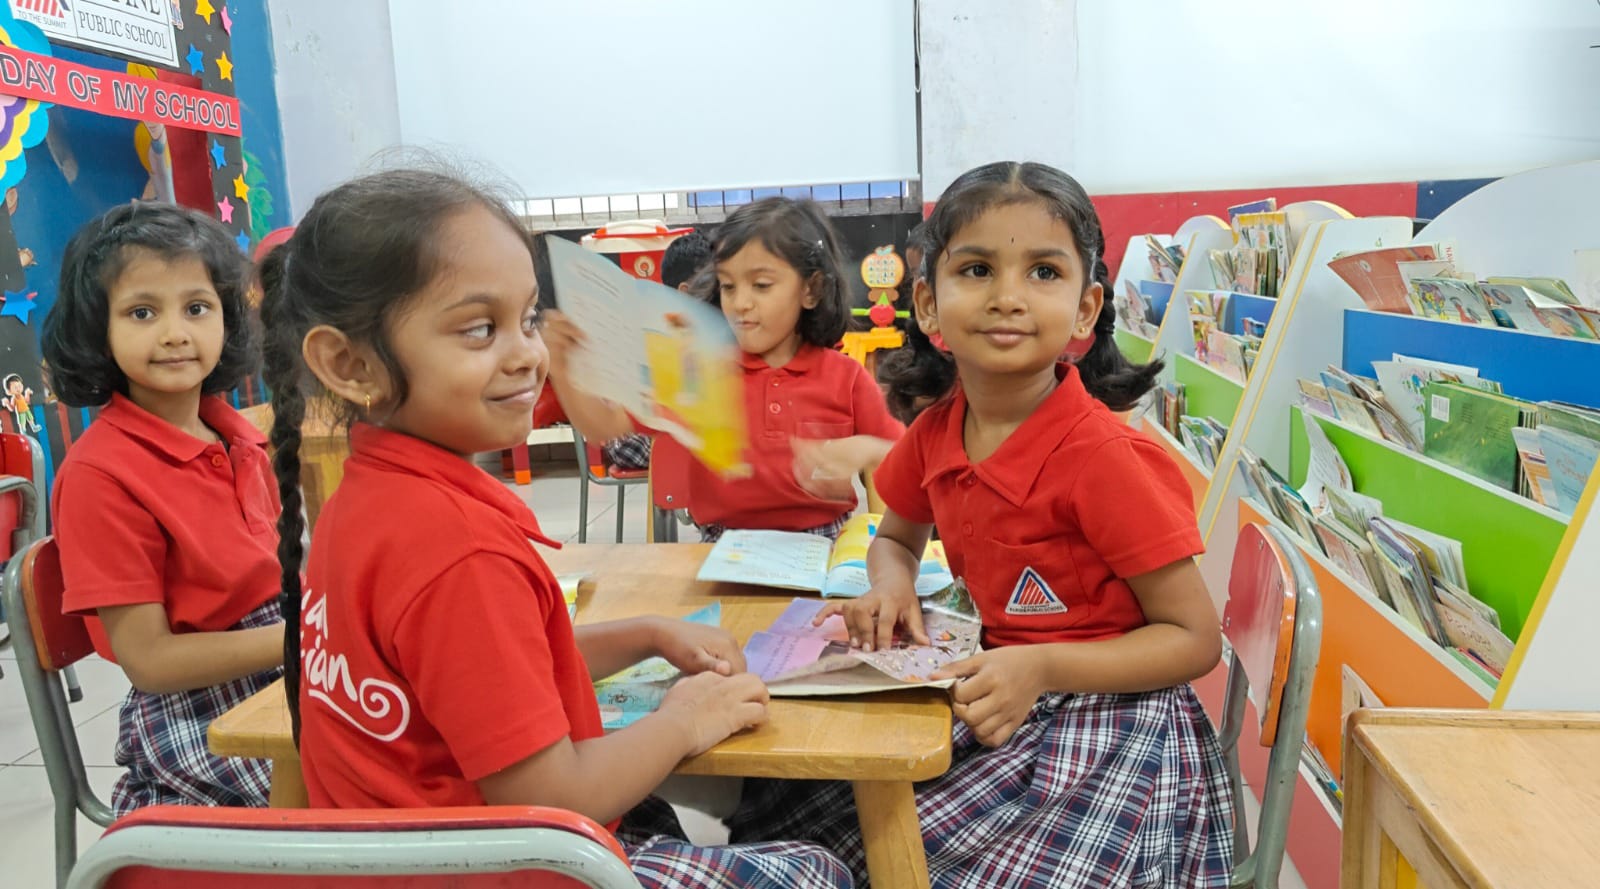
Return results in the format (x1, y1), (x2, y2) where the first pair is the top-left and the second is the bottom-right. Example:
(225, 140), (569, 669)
(233, 174), (249, 201)
(216, 52), (233, 81)
(195, 0), (216, 25)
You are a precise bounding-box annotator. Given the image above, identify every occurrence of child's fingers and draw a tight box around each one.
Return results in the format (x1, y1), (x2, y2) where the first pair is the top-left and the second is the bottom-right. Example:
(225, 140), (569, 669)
(845, 605), (882, 650)
(933, 654), (985, 687)
(811, 601), (847, 626)
(902, 606), (930, 645)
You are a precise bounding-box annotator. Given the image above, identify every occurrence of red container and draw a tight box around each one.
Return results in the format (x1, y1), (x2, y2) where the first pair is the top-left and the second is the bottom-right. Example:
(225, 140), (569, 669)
(580, 220), (694, 282)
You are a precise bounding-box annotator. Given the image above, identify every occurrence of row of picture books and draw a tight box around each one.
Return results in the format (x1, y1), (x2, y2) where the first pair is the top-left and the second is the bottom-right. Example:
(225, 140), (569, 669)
(1117, 235), (1186, 340)
(1296, 356), (1600, 517)
(1189, 290), (1270, 384)
(1328, 243), (1600, 341)
(1236, 418), (1513, 685)
(1209, 197), (1291, 298)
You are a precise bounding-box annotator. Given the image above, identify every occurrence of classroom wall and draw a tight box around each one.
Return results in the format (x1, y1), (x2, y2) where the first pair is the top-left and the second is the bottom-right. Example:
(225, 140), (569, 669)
(268, 0), (401, 217)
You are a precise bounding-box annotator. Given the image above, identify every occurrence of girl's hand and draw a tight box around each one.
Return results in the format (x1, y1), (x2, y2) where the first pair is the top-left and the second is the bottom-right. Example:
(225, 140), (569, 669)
(813, 584), (928, 653)
(653, 618), (746, 676)
(790, 436), (862, 502)
(658, 671), (770, 757)
(932, 647), (1045, 748)
(541, 310), (586, 378)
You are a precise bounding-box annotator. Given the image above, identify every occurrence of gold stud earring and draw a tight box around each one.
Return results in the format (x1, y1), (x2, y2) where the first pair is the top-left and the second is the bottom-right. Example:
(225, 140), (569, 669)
(364, 393), (372, 412)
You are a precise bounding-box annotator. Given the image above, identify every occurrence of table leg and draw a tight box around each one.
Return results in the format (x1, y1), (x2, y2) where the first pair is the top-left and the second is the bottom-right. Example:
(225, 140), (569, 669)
(852, 779), (929, 889)
(267, 758), (310, 808)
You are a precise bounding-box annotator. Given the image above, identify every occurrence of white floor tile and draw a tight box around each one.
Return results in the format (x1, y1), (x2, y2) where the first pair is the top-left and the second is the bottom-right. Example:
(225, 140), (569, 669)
(15, 702), (122, 767)
(0, 764), (121, 888)
(1, 658), (130, 766)
(1238, 780), (1310, 889)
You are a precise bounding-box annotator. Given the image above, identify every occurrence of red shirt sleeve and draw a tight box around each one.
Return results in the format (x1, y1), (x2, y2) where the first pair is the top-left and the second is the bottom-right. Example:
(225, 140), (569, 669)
(849, 361), (905, 441)
(1072, 436), (1205, 578)
(55, 465), (166, 615)
(872, 417), (935, 524)
(391, 553), (572, 781)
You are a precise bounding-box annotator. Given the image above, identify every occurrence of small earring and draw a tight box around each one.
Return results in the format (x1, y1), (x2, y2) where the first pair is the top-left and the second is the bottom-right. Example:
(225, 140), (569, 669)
(363, 393), (372, 412)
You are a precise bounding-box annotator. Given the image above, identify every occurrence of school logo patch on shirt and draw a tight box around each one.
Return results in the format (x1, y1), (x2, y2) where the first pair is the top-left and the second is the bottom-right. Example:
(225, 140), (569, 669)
(1005, 567), (1067, 615)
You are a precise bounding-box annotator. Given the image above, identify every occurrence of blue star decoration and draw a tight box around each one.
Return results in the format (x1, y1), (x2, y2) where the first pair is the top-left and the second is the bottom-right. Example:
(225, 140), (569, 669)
(235, 231), (252, 252)
(1, 290), (37, 324)
(210, 138), (227, 169)
(186, 44), (205, 76)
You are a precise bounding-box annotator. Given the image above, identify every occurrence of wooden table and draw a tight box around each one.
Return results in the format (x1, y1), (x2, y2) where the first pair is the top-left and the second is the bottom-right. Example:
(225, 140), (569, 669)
(1341, 708), (1600, 888)
(237, 401), (350, 529)
(210, 543), (953, 888)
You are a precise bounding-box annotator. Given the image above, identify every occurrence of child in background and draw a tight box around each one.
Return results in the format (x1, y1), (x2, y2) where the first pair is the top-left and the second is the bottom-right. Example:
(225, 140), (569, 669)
(599, 229), (714, 472)
(43, 203), (283, 814)
(547, 198), (902, 542)
(735, 162), (1235, 888)
(258, 169), (852, 889)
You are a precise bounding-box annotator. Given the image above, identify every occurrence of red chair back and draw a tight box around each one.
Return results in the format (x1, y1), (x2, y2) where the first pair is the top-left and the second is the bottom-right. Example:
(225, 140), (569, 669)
(1224, 522), (1298, 748)
(20, 538), (93, 673)
(648, 438), (691, 514)
(0, 432), (37, 559)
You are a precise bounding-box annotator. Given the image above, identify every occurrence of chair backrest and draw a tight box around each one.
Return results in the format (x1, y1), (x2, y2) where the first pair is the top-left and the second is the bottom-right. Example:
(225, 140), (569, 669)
(648, 437), (691, 514)
(0, 432), (46, 552)
(66, 805), (642, 889)
(9, 537), (94, 673)
(1223, 522), (1302, 747)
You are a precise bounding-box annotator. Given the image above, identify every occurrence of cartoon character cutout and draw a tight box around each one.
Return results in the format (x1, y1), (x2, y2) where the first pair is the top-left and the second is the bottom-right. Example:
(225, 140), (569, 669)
(3, 373), (40, 434)
(857, 246), (908, 329)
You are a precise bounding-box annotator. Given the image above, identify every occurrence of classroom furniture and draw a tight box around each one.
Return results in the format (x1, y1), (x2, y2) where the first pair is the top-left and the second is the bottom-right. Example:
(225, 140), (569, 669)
(0, 432), (80, 700)
(236, 401), (351, 530)
(209, 543), (954, 889)
(1218, 523), (1323, 889)
(839, 326), (904, 376)
(3, 537), (115, 889)
(572, 428), (648, 544)
(1340, 708), (1600, 889)
(64, 804), (640, 889)
(646, 441), (688, 543)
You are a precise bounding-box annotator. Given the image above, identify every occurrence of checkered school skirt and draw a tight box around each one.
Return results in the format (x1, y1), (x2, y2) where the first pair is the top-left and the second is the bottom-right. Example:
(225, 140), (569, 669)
(725, 684), (1234, 889)
(697, 511), (853, 544)
(619, 795), (854, 888)
(110, 598), (284, 817)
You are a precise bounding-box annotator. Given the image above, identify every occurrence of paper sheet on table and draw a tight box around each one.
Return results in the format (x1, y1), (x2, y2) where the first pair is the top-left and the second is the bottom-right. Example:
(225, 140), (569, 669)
(592, 603), (722, 731)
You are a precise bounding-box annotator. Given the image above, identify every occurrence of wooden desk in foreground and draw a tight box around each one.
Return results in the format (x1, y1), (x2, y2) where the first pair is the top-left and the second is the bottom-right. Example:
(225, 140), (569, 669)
(210, 543), (953, 888)
(1341, 708), (1600, 888)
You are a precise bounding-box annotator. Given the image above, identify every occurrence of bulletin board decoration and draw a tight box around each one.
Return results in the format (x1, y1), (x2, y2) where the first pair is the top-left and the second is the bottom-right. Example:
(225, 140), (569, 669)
(0, 10), (51, 193)
(0, 41), (240, 136)
(854, 245), (910, 329)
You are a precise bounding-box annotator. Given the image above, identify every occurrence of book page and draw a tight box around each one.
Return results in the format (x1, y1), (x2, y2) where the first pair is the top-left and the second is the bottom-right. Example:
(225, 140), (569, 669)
(696, 530), (833, 591)
(819, 515), (955, 598)
(593, 603), (722, 730)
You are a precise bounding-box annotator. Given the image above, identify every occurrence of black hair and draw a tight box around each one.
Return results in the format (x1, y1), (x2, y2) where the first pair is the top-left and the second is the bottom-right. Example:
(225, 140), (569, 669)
(2, 374), (20, 389)
(880, 161), (1163, 414)
(41, 201), (256, 407)
(258, 169), (531, 744)
(661, 229), (712, 290)
(693, 197), (850, 348)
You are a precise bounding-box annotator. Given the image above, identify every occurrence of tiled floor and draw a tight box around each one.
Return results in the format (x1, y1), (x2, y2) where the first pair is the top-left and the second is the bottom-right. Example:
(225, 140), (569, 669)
(0, 461), (1308, 887)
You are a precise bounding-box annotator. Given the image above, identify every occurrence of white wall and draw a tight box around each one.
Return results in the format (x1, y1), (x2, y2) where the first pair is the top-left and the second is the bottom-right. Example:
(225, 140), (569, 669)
(918, 0), (1079, 199)
(269, 0), (402, 217)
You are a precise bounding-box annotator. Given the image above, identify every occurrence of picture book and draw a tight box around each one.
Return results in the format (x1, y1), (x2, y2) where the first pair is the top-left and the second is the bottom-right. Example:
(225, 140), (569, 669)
(1539, 427), (1600, 516)
(546, 236), (750, 477)
(744, 582), (982, 696)
(1395, 260), (1458, 298)
(1478, 283), (1560, 335)
(1372, 355), (1487, 445)
(696, 514), (954, 598)
(592, 603), (723, 730)
(1487, 276), (1600, 339)
(1408, 277), (1496, 327)
(1421, 382), (1538, 492)
(1511, 427), (1557, 509)
(1327, 245), (1439, 314)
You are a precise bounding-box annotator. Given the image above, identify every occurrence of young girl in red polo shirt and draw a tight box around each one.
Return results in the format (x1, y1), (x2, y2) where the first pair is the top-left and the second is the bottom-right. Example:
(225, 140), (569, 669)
(257, 169), (852, 889)
(727, 162), (1236, 888)
(42, 203), (284, 815)
(545, 197), (903, 542)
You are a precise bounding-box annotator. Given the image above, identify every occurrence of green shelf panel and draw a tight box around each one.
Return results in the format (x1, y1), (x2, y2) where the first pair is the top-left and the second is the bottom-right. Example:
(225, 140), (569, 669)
(1114, 328), (1155, 365)
(1174, 354), (1245, 430)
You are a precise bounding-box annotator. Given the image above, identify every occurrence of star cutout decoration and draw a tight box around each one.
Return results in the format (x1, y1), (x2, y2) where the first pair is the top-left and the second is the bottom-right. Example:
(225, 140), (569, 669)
(0, 290), (37, 324)
(185, 44), (204, 76)
(216, 52), (233, 81)
(235, 231), (252, 252)
(210, 138), (226, 169)
(233, 174), (249, 200)
(221, 5), (233, 34)
(217, 197), (234, 224)
(196, 0), (216, 25)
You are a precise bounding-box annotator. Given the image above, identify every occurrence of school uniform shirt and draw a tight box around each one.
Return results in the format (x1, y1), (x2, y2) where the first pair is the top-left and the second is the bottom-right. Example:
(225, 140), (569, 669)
(298, 423), (604, 814)
(873, 363), (1202, 647)
(648, 344), (904, 531)
(55, 393), (281, 662)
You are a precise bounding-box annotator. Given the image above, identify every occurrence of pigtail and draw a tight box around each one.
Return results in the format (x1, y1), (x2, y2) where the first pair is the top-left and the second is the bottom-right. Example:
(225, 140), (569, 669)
(257, 244), (308, 746)
(877, 316), (957, 424)
(1076, 232), (1164, 412)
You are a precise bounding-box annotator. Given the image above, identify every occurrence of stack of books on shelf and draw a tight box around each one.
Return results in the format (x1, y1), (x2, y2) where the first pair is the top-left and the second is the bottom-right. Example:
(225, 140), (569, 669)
(1296, 357), (1600, 517)
(1178, 416), (1229, 472)
(1116, 237), (1187, 341)
(1189, 290), (1265, 384)
(1143, 234), (1185, 283)
(1154, 380), (1186, 435)
(1237, 445), (1513, 684)
(1329, 246), (1600, 340)
(1207, 198), (1291, 298)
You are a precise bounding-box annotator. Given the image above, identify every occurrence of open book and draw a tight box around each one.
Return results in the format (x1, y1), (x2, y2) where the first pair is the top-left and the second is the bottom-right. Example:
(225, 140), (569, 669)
(696, 514), (953, 597)
(591, 603), (722, 731)
(744, 582), (981, 696)
(545, 236), (749, 477)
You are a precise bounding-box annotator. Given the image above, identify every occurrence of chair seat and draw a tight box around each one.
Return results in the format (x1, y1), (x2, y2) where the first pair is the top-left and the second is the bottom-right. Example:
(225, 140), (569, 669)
(607, 467), (648, 480)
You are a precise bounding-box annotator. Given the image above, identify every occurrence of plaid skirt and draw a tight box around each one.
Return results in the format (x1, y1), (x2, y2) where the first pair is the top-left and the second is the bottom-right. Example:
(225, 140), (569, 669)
(726, 684), (1233, 889)
(619, 795), (854, 888)
(697, 511), (853, 544)
(110, 598), (284, 817)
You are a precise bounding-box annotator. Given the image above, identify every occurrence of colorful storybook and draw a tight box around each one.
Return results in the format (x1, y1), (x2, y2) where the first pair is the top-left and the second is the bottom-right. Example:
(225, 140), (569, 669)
(696, 514), (953, 598)
(591, 603), (722, 731)
(546, 236), (749, 477)
(744, 582), (982, 696)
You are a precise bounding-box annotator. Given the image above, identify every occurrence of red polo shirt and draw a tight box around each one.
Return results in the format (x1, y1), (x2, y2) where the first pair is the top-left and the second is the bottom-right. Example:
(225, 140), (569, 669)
(873, 364), (1202, 647)
(299, 424), (603, 813)
(54, 393), (281, 661)
(649, 344), (903, 530)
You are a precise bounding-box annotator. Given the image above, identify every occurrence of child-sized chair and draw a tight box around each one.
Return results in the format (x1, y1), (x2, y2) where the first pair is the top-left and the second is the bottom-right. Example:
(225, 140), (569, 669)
(64, 805), (642, 888)
(1217, 522), (1323, 889)
(572, 428), (647, 544)
(4, 536), (116, 888)
(0, 433), (82, 702)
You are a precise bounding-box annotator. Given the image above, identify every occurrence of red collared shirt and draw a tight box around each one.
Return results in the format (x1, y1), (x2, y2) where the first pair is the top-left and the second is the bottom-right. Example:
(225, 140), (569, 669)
(873, 364), (1202, 647)
(299, 424), (604, 816)
(650, 344), (904, 530)
(54, 393), (281, 661)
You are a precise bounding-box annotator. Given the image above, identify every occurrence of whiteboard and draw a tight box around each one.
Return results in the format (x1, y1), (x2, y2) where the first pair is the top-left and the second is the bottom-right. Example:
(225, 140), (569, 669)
(387, 0), (919, 199)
